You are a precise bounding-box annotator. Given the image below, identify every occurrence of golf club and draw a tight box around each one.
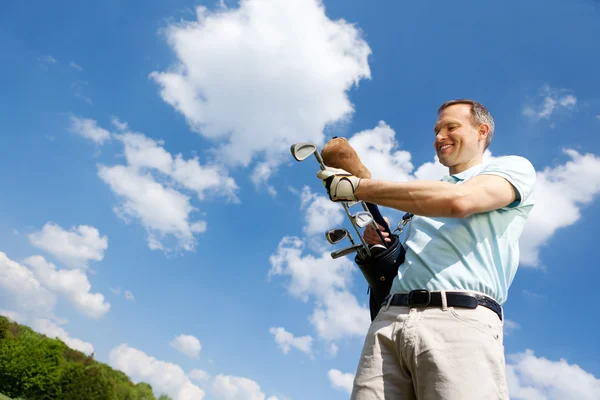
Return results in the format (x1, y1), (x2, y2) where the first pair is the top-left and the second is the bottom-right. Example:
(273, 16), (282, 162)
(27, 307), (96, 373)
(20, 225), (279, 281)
(331, 244), (363, 259)
(359, 202), (390, 247)
(325, 228), (356, 246)
(351, 211), (374, 228)
(291, 142), (371, 258)
(289, 143), (388, 247)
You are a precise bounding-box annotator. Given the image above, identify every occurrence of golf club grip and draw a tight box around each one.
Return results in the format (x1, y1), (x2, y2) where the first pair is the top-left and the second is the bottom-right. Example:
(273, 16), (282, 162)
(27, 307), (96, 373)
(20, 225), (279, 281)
(365, 202), (390, 233)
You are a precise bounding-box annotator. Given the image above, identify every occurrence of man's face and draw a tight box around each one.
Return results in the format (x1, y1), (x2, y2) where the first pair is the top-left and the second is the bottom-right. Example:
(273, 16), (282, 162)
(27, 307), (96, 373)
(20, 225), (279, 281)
(434, 104), (486, 172)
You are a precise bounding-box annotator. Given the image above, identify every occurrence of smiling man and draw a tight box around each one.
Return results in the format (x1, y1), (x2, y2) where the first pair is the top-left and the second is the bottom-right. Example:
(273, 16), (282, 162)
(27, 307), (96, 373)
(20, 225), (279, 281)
(317, 100), (536, 399)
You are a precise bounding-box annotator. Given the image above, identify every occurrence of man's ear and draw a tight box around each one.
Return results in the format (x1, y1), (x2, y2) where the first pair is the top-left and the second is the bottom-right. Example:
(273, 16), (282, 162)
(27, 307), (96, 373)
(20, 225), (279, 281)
(478, 123), (490, 142)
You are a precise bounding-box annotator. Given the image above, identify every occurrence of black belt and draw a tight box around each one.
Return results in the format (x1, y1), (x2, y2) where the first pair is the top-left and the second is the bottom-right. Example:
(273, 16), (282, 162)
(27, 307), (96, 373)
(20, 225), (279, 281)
(382, 290), (503, 321)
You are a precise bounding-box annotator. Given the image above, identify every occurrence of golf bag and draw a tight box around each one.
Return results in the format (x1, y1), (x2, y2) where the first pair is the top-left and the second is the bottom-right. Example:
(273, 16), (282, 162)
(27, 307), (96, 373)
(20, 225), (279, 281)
(355, 232), (407, 321)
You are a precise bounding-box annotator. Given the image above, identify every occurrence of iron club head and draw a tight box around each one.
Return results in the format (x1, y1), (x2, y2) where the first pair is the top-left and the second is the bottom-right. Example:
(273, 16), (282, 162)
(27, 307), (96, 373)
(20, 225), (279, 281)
(290, 142), (326, 168)
(290, 142), (317, 162)
(325, 228), (356, 246)
(351, 211), (374, 228)
(325, 228), (348, 244)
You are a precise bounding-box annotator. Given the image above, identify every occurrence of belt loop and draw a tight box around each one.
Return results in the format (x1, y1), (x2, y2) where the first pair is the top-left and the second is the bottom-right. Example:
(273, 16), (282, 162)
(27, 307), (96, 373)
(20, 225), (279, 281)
(384, 293), (394, 311)
(440, 290), (448, 311)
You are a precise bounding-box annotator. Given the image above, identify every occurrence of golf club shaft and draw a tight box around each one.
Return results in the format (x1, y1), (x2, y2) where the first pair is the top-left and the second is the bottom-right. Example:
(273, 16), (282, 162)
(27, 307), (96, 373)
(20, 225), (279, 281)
(342, 203), (371, 258)
(360, 202), (389, 247)
(347, 232), (356, 246)
(313, 152), (371, 258)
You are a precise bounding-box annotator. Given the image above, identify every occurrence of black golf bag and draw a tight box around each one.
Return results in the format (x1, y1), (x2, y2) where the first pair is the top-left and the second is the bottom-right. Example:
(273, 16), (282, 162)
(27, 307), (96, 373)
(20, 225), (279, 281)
(354, 205), (412, 321)
(354, 232), (407, 321)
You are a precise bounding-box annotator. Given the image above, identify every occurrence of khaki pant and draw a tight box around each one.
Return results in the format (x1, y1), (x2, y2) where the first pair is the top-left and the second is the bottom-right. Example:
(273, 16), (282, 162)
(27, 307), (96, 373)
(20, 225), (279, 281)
(351, 293), (509, 400)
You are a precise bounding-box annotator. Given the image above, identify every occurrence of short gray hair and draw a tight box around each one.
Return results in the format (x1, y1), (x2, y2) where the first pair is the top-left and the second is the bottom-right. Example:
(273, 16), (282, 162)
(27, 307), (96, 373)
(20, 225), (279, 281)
(438, 99), (495, 149)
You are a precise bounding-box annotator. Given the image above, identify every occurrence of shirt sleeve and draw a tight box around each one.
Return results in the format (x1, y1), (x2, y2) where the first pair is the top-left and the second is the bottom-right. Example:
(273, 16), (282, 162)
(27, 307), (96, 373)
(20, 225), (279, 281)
(477, 156), (537, 208)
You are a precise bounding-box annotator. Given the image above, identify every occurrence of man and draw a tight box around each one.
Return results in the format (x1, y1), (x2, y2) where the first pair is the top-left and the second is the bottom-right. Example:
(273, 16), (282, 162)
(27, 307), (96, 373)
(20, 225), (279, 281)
(317, 100), (536, 399)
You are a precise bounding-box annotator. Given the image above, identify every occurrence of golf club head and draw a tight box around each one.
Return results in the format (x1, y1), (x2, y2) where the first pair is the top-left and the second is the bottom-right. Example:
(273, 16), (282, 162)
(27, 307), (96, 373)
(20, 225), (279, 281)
(351, 211), (374, 228)
(325, 228), (348, 244)
(331, 244), (363, 259)
(290, 142), (317, 162)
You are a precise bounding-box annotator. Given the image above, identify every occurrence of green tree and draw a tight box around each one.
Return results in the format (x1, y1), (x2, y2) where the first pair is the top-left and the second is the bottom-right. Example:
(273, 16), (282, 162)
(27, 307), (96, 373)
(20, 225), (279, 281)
(0, 316), (10, 340)
(0, 325), (65, 399)
(0, 314), (159, 400)
(135, 383), (155, 400)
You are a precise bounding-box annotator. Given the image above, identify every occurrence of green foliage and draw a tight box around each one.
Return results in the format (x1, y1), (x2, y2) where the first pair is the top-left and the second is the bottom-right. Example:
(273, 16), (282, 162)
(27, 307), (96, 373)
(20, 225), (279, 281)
(158, 395), (174, 400)
(0, 315), (161, 400)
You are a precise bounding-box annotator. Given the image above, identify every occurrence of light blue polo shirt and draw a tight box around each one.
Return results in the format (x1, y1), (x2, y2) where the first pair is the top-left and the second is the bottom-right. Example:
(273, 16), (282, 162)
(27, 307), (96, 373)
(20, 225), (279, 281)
(390, 156), (536, 305)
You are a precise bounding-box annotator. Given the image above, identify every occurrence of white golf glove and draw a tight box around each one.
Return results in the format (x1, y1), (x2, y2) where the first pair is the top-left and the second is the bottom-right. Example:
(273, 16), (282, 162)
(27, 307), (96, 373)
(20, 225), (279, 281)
(317, 167), (361, 202)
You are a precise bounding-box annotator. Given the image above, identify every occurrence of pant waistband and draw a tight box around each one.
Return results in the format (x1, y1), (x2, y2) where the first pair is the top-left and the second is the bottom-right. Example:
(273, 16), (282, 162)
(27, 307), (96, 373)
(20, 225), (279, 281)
(382, 290), (503, 321)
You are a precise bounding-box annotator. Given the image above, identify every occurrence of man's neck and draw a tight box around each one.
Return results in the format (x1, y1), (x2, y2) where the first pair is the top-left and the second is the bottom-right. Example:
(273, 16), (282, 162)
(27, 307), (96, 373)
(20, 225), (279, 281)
(449, 156), (484, 175)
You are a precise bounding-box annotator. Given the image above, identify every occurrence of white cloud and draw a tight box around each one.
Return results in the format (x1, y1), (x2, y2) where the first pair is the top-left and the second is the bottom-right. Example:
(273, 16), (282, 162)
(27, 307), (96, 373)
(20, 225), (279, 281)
(507, 349), (600, 400)
(32, 318), (94, 354)
(150, 0), (371, 184)
(0, 309), (26, 323)
(70, 62), (82, 71)
(109, 344), (205, 400)
(269, 327), (313, 357)
(310, 290), (370, 341)
(39, 55), (57, 65)
(413, 155), (451, 181)
(98, 164), (207, 252)
(270, 172), (372, 344)
(110, 287), (122, 296)
(0, 251), (57, 318)
(520, 149), (600, 266)
(170, 334), (202, 359)
(211, 375), (268, 400)
(504, 320), (521, 336)
(124, 290), (135, 301)
(110, 287), (135, 301)
(0, 253), (94, 355)
(111, 116), (129, 131)
(300, 186), (345, 236)
(348, 121), (414, 181)
(328, 369), (354, 394)
(68, 117), (240, 252)
(69, 115), (111, 144)
(71, 80), (93, 105)
(28, 222), (108, 269)
(413, 150), (494, 182)
(268, 237), (355, 302)
(116, 132), (239, 202)
(188, 369), (212, 384)
(523, 84), (577, 120)
(328, 343), (339, 357)
(23, 256), (110, 319)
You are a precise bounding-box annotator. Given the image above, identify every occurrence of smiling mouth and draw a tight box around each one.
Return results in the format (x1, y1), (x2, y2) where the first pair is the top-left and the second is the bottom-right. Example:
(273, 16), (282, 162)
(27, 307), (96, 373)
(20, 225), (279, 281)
(438, 144), (453, 152)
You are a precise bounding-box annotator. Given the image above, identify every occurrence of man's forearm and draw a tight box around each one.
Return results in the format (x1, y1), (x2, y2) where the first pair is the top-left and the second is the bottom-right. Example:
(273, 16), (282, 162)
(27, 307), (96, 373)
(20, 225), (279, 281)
(355, 179), (464, 218)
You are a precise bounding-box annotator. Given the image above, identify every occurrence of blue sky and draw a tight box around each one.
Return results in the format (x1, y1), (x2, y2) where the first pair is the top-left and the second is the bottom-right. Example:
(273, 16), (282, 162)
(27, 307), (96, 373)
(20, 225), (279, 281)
(1, 0), (600, 398)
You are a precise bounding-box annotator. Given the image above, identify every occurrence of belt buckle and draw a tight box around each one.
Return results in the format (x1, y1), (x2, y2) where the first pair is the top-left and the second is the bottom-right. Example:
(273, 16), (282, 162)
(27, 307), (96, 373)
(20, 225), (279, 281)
(408, 289), (431, 307)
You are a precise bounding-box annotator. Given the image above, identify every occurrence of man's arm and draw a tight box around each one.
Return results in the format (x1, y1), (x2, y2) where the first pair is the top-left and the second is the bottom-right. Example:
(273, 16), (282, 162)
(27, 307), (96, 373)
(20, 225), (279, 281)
(355, 174), (517, 218)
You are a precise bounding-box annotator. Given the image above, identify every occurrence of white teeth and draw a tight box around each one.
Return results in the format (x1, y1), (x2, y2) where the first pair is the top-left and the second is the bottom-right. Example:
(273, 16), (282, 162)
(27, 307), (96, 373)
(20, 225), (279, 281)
(440, 144), (452, 150)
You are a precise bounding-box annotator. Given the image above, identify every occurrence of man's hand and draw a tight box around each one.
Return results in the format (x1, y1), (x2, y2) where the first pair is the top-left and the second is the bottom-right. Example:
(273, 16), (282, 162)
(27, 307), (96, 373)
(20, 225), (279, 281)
(364, 216), (392, 245)
(316, 167), (361, 202)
